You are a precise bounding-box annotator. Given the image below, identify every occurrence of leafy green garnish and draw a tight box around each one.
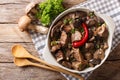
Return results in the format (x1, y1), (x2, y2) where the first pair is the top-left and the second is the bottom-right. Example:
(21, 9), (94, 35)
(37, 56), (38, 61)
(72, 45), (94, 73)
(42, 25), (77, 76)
(36, 0), (65, 27)
(89, 12), (95, 18)
(51, 41), (58, 46)
(63, 19), (68, 24)
(71, 29), (76, 34)
(63, 18), (73, 25)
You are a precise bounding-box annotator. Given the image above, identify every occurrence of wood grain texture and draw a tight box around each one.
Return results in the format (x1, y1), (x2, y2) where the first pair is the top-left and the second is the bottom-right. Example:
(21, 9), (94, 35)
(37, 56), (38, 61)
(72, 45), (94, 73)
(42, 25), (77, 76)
(0, 43), (38, 62)
(0, 63), (66, 80)
(0, 0), (120, 80)
(88, 60), (120, 80)
(0, 24), (32, 42)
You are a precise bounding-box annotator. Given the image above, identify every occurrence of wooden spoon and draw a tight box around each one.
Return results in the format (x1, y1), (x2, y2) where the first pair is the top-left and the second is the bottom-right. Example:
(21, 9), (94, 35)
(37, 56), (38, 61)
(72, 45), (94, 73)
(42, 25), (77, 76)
(12, 44), (84, 80)
(14, 58), (56, 71)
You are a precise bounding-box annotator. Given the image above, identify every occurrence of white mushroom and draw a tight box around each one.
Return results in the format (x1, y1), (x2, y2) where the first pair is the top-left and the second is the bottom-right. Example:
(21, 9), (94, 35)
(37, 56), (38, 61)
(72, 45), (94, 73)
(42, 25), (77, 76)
(25, 2), (37, 14)
(18, 15), (31, 32)
(28, 24), (49, 34)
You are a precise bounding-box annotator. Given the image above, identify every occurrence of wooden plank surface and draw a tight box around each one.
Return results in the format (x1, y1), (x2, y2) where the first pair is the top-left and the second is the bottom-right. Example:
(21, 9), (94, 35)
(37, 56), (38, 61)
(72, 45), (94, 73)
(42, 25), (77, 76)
(0, 0), (120, 80)
(0, 63), (66, 80)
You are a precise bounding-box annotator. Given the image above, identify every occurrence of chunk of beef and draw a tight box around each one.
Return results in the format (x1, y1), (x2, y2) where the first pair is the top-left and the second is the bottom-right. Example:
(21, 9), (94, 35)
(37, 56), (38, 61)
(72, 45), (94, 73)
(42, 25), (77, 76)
(94, 48), (105, 60)
(60, 31), (67, 46)
(71, 31), (82, 42)
(85, 52), (92, 61)
(72, 48), (84, 62)
(85, 43), (94, 49)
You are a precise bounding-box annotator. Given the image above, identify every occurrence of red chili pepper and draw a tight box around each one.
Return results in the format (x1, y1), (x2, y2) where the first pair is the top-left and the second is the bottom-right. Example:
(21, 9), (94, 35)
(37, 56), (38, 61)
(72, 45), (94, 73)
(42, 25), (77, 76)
(72, 23), (89, 48)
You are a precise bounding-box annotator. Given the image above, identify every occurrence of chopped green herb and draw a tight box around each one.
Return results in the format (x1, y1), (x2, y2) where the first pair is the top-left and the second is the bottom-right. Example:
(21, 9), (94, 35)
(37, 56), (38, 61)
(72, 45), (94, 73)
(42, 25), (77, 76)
(96, 44), (100, 49)
(63, 19), (68, 24)
(71, 29), (75, 33)
(89, 12), (94, 17)
(63, 18), (73, 24)
(51, 41), (58, 46)
(80, 28), (84, 32)
(98, 22), (101, 26)
(68, 18), (73, 24)
(36, 0), (65, 27)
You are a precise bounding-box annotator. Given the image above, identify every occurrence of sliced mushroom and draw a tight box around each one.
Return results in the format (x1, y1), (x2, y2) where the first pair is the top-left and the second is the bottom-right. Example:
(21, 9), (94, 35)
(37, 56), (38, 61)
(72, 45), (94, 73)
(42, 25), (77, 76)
(18, 15), (31, 32)
(96, 24), (108, 38)
(71, 31), (82, 42)
(55, 50), (64, 62)
(51, 21), (63, 37)
(60, 31), (67, 46)
(94, 48), (105, 60)
(89, 36), (95, 42)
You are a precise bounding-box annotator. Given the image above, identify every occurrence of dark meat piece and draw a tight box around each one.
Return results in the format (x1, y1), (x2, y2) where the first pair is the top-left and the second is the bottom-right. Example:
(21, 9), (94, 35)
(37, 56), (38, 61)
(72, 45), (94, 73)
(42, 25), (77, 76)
(85, 43), (94, 49)
(86, 19), (97, 27)
(60, 31), (67, 46)
(88, 28), (94, 39)
(75, 11), (87, 18)
(94, 48), (105, 60)
(85, 52), (92, 61)
(51, 21), (62, 38)
(72, 61), (88, 70)
(72, 61), (82, 70)
(71, 31), (82, 42)
(51, 45), (61, 52)
(60, 24), (72, 33)
(65, 49), (72, 60)
(94, 16), (104, 25)
(55, 50), (64, 62)
(61, 61), (72, 69)
(89, 58), (101, 65)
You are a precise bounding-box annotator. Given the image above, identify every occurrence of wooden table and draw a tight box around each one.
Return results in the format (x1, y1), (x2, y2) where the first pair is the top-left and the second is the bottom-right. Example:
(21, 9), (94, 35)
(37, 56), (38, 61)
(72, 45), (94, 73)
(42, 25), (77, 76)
(0, 0), (120, 80)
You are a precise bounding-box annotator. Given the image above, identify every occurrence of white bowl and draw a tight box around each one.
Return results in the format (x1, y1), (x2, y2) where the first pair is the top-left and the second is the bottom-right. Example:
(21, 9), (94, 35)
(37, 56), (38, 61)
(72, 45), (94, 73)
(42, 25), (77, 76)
(43, 7), (115, 73)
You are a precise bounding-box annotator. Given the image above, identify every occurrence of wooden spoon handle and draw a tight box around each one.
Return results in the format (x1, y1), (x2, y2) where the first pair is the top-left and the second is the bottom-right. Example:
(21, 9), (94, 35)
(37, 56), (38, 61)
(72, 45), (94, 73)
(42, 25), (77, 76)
(31, 62), (57, 71)
(31, 62), (84, 80)
(30, 55), (84, 80)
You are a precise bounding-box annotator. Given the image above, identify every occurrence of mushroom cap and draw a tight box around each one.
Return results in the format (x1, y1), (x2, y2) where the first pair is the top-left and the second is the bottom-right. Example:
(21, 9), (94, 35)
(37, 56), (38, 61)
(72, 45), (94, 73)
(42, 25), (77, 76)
(18, 15), (31, 32)
(25, 2), (36, 14)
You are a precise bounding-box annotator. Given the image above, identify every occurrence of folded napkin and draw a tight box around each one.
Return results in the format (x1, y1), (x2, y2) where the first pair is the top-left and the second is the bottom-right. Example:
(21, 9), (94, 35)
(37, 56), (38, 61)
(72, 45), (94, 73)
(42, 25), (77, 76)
(30, 0), (120, 80)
